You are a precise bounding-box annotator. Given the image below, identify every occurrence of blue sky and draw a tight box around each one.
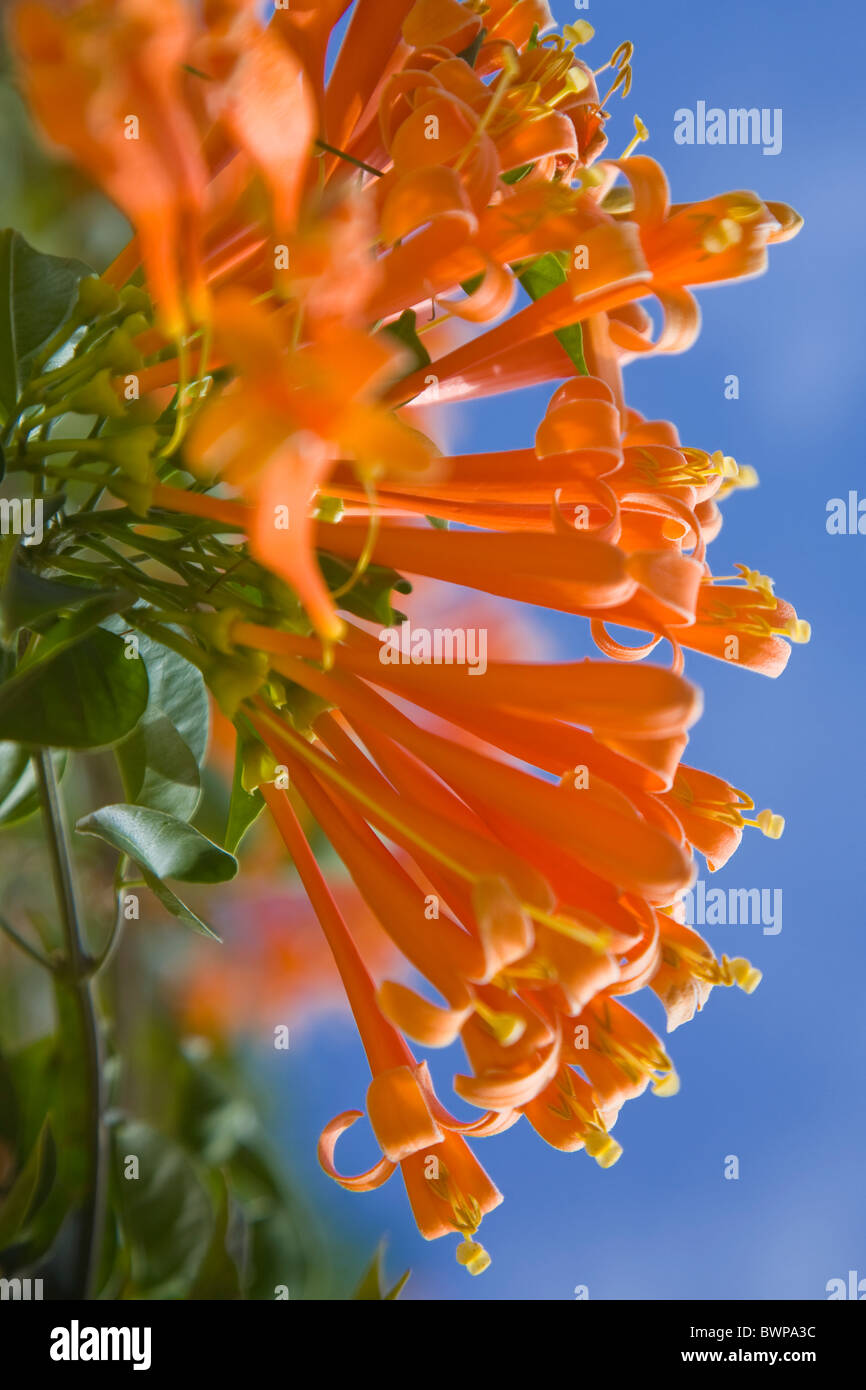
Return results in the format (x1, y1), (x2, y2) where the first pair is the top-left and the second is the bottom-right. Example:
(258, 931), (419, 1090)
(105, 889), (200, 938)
(263, 0), (866, 1300)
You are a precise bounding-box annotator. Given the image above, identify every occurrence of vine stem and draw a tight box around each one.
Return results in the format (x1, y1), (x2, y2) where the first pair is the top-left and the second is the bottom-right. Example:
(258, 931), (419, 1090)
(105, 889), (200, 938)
(34, 750), (106, 1299)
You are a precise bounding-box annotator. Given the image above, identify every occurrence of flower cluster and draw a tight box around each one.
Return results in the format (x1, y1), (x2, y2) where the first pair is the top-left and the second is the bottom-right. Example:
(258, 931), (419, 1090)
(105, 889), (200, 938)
(9, 0), (806, 1271)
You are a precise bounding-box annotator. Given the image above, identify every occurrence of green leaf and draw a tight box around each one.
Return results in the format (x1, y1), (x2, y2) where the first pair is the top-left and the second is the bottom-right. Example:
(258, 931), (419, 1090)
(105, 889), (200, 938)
(456, 26), (487, 68)
(77, 803), (237, 884)
(502, 162), (533, 185)
(0, 229), (91, 424)
(379, 309), (431, 374)
(14, 594), (135, 674)
(1, 551), (124, 642)
(224, 735), (264, 855)
(318, 555), (412, 626)
(460, 272), (485, 296)
(0, 1118), (56, 1250)
(0, 625), (148, 748)
(353, 1241), (411, 1300)
(114, 628), (209, 820)
(76, 803), (237, 939)
(516, 252), (589, 375)
(113, 1119), (215, 1298)
(0, 743), (65, 825)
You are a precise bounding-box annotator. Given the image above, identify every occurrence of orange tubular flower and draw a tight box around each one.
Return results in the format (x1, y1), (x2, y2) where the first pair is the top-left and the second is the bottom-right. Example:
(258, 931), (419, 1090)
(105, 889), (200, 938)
(9, 0), (808, 1271)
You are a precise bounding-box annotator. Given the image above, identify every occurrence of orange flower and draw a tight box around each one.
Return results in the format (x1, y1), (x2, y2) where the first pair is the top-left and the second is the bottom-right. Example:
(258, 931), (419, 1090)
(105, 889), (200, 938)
(9, 0), (808, 1269)
(265, 777), (502, 1267)
(184, 291), (433, 639)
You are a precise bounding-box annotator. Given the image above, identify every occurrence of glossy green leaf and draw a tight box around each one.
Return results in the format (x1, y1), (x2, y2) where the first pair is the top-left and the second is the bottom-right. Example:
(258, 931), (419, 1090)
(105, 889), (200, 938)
(516, 252), (588, 376)
(115, 628), (209, 820)
(76, 803), (236, 939)
(0, 743), (65, 825)
(1, 551), (124, 642)
(0, 229), (91, 423)
(77, 803), (237, 884)
(0, 625), (149, 748)
(14, 595), (135, 675)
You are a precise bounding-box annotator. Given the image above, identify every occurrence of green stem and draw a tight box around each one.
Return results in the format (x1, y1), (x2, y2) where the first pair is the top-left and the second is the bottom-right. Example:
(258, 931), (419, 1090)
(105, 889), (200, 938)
(314, 137), (384, 178)
(34, 751), (106, 1299)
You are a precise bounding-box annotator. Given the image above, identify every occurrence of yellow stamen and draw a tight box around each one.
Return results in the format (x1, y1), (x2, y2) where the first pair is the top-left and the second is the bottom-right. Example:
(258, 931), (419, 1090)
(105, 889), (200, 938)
(159, 335), (190, 458)
(620, 114), (649, 159)
(702, 217), (744, 254)
(454, 45), (520, 172)
(671, 942), (763, 996)
(473, 997), (526, 1045)
(563, 21), (594, 47)
(253, 709), (611, 953)
(330, 478), (380, 599)
(553, 1071), (624, 1166)
(596, 40), (633, 107)
(745, 808), (785, 839)
(456, 1236), (491, 1275)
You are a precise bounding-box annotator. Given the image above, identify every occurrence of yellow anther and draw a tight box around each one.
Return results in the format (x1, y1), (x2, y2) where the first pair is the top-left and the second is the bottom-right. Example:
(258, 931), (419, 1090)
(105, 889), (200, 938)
(583, 1128), (623, 1168)
(456, 1237), (491, 1276)
(730, 463), (759, 490)
(726, 957), (763, 994)
(702, 217), (744, 254)
(564, 21), (594, 47)
(753, 808), (785, 839)
(652, 1069), (680, 1098)
(710, 449), (739, 479)
(596, 40), (633, 106)
(473, 998), (526, 1046)
(564, 65), (591, 95)
(786, 617), (811, 644)
(621, 114), (649, 159)
(735, 564), (776, 598)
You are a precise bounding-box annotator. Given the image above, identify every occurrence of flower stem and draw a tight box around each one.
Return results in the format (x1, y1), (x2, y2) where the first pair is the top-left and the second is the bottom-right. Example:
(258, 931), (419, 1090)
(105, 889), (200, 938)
(34, 750), (106, 1299)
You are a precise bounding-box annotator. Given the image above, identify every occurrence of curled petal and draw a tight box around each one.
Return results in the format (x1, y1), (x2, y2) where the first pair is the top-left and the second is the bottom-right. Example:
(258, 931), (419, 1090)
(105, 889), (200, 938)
(378, 979), (474, 1047)
(318, 1110), (396, 1191)
(439, 259), (515, 323)
(414, 1062), (521, 1136)
(455, 1016), (562, 1110)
